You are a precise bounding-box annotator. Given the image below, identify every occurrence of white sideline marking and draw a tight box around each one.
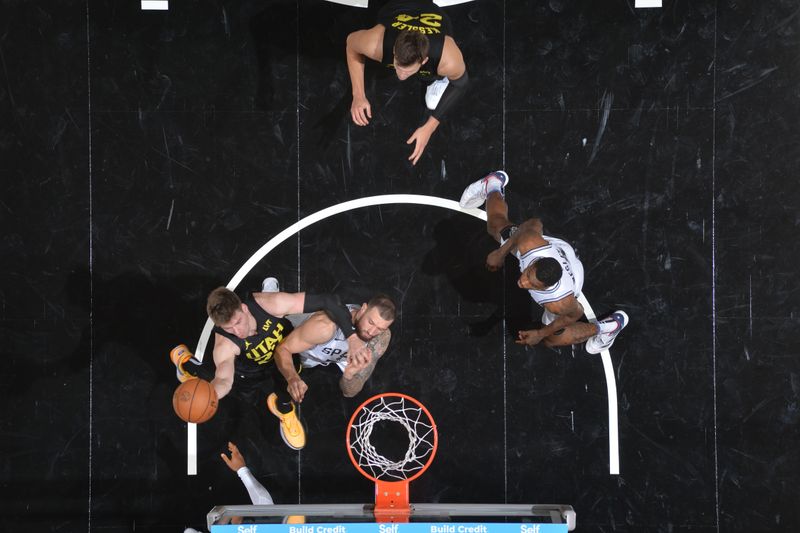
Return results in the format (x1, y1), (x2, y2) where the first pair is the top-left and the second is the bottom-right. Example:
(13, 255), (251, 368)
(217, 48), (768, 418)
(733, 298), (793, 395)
(187, 194), (620, 476)
(635, 0), (662, 7)
(321, 0), (368, 7)
(141, 1), (168, 10)
(434, 0), (477, 5)
(321, 0), (475, 6)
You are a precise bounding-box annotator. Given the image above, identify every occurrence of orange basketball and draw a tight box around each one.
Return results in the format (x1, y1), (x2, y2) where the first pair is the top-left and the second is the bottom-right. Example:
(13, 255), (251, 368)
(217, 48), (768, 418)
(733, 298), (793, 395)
(172, 379), (218, 423)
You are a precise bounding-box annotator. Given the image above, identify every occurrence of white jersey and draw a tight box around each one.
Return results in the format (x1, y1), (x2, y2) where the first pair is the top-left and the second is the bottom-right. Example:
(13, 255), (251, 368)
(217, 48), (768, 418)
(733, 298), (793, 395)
(294, 305), (359, 372)
(512, 235), (584, 306)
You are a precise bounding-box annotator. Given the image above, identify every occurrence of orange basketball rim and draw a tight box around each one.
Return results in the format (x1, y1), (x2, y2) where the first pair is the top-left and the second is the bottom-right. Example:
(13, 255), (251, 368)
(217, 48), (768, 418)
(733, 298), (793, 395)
(346, 392), (438, 522)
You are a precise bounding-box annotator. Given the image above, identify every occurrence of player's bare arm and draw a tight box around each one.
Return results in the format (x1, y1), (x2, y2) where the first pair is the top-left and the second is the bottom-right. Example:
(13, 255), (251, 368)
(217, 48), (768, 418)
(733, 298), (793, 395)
(437, 37), (465, 81)
(211, 334), (240, 399)
(406, 38), (466, 164)
(405, 36), (469, 165)
(340, 328), (392, 398)
(275, 313), (338, 403)
(259, 291), (357, 346)
(254, 291), (305, 317)
(346, 26), (384, 126)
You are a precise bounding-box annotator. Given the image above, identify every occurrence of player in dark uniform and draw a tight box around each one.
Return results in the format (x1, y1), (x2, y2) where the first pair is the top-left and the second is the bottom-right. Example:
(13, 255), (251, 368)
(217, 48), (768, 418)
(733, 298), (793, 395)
(172, 283), (364, 450)
(346, 0), (468, 165)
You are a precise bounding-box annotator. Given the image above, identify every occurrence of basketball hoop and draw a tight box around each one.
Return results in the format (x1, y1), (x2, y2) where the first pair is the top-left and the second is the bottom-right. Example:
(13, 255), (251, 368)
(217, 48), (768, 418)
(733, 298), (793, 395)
(346, 393), (438, 522)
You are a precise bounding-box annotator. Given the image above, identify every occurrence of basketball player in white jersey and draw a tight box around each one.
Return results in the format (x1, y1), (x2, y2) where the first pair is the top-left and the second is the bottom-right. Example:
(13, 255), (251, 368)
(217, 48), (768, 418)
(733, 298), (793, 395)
(273, 295), (396, 404)
(459, 171), (628, 353)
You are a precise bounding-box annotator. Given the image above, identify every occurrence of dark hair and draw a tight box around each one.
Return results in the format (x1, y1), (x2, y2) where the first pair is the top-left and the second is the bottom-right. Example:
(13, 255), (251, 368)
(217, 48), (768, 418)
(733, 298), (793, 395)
(393, 30), (429, 67)
(206, 287), (242, 325)
(366, 294), (397, 321)
(534, 258), (562, 287)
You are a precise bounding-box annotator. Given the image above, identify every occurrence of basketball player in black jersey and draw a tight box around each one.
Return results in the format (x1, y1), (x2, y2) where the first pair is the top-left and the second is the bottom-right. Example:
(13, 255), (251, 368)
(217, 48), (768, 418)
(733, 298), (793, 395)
(346, 0), (468, 165)
(199, 286), (363, 450)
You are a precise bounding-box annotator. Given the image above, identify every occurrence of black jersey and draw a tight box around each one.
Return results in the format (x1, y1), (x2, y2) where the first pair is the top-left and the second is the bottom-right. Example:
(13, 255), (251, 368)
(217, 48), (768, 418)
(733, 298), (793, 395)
(213, 296), (291, 379)
(377, 0), (453, 82)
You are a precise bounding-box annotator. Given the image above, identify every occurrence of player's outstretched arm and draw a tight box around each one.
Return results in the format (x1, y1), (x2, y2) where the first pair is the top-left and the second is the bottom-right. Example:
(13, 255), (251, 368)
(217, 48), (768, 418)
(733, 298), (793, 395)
(406, 117), (439, 166)
(275, 314), (337, 403)
(221, 442), (274, 505)
(340, 329), (392, 397)
(346, 27), (382, 126)
(254, 291), (304, 317)
(211, 335), (238, 399)
(256, 291), (356, 340)
(405, 37), (469, 165)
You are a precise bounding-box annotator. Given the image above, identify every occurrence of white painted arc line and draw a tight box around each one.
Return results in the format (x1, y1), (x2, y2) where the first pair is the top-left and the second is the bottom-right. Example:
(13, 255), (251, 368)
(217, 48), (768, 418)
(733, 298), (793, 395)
(193, 196), (484, 361)
(141, 1), (169, 10)
(187, 194), (619, 477)
(576, 295), (619, 475)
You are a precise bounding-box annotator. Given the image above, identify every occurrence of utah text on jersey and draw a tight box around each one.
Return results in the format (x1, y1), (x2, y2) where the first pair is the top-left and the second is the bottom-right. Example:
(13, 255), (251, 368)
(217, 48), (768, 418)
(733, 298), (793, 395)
(244, 320), (285, 365)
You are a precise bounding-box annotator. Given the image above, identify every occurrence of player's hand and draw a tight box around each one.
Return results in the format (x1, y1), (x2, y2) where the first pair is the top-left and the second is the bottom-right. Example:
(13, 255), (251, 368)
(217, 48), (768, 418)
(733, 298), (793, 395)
(351, 95), (372, 126)
(220, 441), (246, 472)
(516, 329), (547, 346)
(346, 334), (367, 363)
(287, 377), (308, 403)
(486, 249), (505, 271)
(344, 346), (373, 377)
(406, 126), (434, 166)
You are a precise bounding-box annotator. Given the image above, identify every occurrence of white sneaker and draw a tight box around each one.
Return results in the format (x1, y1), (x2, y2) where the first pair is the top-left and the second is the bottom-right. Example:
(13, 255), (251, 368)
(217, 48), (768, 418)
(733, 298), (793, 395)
(459, 170), (510, 209)
(585, 311), (629, 354)
(262, 277), (280, 293)
(425, 77), (450, 109)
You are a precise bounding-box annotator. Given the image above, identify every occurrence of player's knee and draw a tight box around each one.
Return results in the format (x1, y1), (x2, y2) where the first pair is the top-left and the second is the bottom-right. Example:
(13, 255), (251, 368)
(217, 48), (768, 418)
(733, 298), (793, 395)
(488, 220), (509, 239)
(520, 218), (543, 234)
(542, 329), (566, 347)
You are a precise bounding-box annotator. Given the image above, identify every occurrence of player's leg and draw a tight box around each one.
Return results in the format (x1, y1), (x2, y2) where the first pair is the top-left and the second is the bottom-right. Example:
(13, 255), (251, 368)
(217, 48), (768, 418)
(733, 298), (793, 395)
(266, 356), (306, 450)
(486, 190), (515, 243)
(543, 311), (629, 351)
(458, 170), (512, 240)
(542, 322), (599, 347)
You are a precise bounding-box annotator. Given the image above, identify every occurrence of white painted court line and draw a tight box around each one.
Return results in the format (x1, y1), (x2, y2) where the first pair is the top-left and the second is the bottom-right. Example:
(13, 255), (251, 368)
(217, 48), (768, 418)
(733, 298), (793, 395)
(187, 194), (620, 476)
(635, 0), (662, 7)
(141, 1), (168, 10)
(187, 422), (197, 475)
(321, 0), (475, 6)
(322, 0), (368, 7)
(434, 0), (478, 6)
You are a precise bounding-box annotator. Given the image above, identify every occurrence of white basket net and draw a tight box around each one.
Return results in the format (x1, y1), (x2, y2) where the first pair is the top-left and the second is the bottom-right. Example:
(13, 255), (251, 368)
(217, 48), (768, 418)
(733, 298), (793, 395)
(348, 395), (436, 481)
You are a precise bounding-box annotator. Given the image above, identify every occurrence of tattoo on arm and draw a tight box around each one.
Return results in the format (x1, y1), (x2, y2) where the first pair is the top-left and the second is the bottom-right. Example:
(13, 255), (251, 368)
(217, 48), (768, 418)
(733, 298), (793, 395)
(340, 330), (391, 397)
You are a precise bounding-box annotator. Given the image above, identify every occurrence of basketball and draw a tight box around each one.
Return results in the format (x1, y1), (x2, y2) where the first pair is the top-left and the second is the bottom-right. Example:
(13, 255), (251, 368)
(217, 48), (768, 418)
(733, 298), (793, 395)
(172, 379), (218, 423)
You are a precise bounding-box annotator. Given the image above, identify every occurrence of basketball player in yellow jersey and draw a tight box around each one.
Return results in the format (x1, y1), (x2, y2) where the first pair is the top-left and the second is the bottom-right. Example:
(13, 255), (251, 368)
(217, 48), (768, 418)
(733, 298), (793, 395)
(346, 0), (468, 165)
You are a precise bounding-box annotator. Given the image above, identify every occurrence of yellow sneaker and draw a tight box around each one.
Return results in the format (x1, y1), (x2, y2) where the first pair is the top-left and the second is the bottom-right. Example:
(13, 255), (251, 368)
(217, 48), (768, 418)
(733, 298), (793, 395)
(169, 344), (199, 383)
(266, 393), (306, 450)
